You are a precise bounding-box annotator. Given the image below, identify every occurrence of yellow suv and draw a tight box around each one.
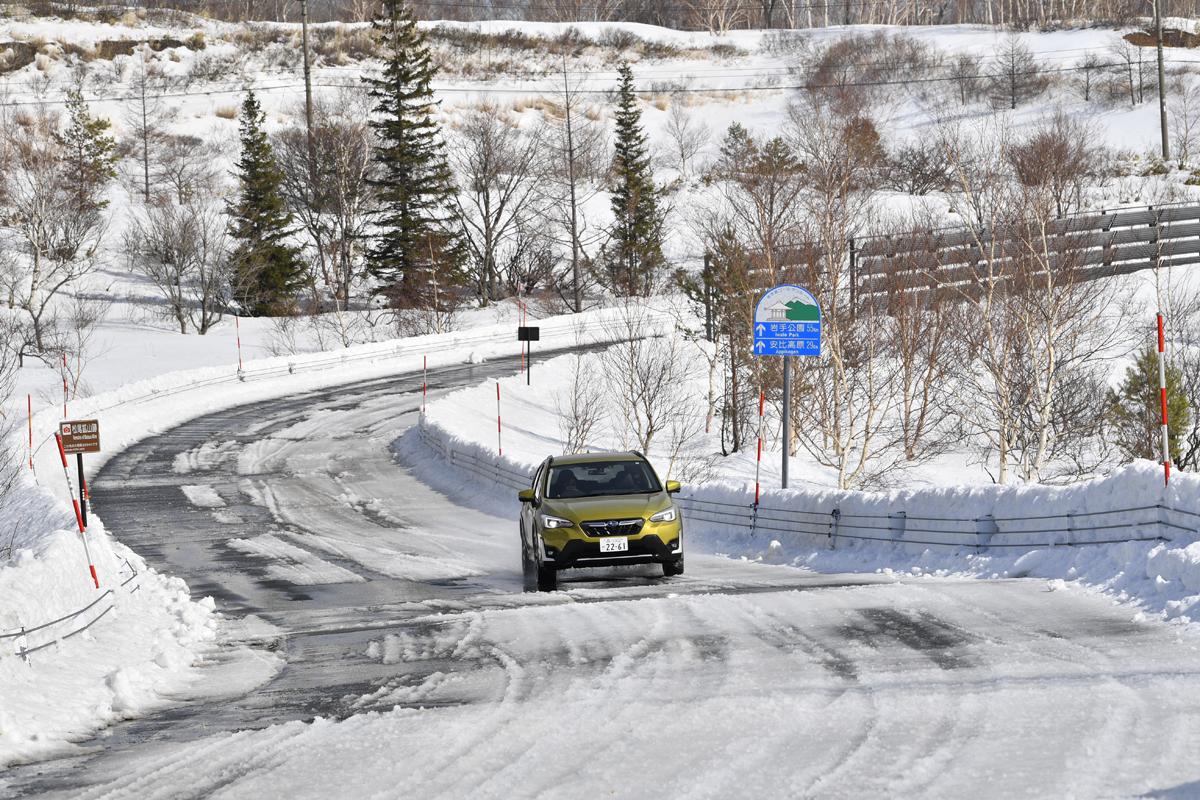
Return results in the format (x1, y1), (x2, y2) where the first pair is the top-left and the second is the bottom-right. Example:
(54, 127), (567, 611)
(518, 452), (684, 591)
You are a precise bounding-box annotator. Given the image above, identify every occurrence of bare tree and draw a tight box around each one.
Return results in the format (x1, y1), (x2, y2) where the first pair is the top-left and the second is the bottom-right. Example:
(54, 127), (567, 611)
(1170, 82), (1200, 168)
(0, 102), (114, 351)
(152, 134), (223, 206)
(883, 138), (954, 195)
(785, 96), (896, 488)
(124, 197), (231, 334)
(1109, 39), (1149, 107)
(555, 352), (604, 453)
(274, 91), (374, 333)
(684, 0), (745, 32)
(948, 52), (983, 106)
(876, 231), (965, 464)
(538, 58), (608, 313)
(662, 100), (710, 177)
(600, 304), (693, 453)
(935, 120), (1122, 483)
(121, 52), (174, 204)
(48, 296), (110, 401)
(989, 36), (1046, 110)
(1074, 52), (1103, 103)
(449, 102), (544, 305)
(1007, 110), (1104, 217)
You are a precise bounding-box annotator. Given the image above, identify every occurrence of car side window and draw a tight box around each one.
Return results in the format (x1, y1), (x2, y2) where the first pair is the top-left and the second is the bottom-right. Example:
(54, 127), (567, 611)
(532, 459), (549, 500)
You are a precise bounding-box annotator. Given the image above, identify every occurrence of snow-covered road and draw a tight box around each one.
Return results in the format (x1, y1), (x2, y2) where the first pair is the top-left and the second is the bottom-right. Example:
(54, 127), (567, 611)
(4, 358), (1200, 799)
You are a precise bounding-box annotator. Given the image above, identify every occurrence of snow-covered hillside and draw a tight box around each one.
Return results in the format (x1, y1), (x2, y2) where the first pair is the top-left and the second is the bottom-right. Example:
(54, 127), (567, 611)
(4, 11), (1200, 781)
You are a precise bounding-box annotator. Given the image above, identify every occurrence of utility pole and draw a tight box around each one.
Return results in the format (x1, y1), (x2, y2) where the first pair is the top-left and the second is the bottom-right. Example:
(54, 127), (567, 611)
(1155, 0), (1170, 160)
(301, 0), (316, 187)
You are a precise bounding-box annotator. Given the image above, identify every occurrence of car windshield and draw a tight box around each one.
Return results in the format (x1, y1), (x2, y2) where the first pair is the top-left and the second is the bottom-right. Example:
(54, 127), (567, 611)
(546, 460), (662, 499)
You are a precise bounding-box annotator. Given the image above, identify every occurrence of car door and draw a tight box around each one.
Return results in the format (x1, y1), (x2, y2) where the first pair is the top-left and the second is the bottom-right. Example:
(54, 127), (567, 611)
(522, 459), (549, 551)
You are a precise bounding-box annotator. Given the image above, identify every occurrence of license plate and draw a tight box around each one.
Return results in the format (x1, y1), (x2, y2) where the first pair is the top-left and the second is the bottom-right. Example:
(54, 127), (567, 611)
(599, 537), (628, 553)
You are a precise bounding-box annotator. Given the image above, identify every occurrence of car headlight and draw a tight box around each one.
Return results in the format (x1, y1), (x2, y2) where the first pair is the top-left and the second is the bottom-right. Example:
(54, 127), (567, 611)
(541, 514), (574, 529)
(649, 506), (677, 523)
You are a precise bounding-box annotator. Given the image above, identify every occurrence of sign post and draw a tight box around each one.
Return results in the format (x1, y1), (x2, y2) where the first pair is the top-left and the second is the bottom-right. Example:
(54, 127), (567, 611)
(60, 420), (101, 529)
(517, 326), (540, 386)
(753, 285), (822, 490)
(55, 419), (101, 589)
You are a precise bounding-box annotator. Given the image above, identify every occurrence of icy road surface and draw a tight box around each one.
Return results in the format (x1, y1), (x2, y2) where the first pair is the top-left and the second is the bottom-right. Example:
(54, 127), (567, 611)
(3, 357), (1200, 799)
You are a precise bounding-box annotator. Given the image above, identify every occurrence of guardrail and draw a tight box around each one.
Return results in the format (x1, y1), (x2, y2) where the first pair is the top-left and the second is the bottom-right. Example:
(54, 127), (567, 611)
(417, 418), (1199, 553)
(0, 561), (139, 662)
(419, 419), (530, 491)
(675, 497), (1195, 550)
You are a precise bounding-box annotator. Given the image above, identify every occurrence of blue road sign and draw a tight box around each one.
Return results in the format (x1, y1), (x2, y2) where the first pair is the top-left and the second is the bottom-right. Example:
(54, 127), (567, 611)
(753, 285), (821, 357)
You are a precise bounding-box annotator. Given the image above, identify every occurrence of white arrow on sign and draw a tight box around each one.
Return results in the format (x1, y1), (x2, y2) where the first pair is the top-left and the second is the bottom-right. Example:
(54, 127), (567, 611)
(755, 341), (766, 353)
(755, 323), (766, 336)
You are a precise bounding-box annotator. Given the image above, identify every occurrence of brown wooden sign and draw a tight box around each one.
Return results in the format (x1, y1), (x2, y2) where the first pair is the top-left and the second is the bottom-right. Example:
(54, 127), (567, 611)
(59, 419), (100, 455)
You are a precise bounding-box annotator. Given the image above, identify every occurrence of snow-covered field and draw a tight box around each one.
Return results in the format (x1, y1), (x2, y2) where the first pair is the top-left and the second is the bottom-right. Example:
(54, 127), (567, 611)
(3, 10), (1200, 791)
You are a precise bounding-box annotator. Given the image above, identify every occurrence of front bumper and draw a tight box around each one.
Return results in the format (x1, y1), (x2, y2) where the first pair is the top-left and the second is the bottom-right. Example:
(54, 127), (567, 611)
(543, 533), (683, 570)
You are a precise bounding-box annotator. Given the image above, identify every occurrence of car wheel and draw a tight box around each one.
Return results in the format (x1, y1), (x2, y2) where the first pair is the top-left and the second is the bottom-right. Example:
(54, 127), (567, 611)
(536, 562), (558, 592)
(663, 558), (684, 577)
(520, 529), (536, 591)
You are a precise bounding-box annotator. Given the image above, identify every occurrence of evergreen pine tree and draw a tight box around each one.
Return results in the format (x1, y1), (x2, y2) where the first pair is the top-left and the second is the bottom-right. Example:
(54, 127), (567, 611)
(58, 90), (117, 214)
(365, 0), (463, 309)
(1107, 346), (1190, 464)
(228, 90), (303, 317)
(605, 62), (665, 297)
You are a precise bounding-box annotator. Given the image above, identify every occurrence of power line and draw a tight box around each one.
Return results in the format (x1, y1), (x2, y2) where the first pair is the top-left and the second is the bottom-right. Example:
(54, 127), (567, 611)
(0, 53), (1191, 108)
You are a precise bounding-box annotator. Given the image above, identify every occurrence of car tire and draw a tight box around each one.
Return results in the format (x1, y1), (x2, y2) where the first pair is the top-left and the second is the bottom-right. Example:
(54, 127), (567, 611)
(663, 558), (684, 577)
(536, 562), (558, 592)
(521, 532), (537, 592)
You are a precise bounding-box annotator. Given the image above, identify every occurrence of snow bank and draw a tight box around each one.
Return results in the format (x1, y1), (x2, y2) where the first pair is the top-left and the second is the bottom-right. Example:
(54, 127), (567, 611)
(0, 303), (666, 768)
(415, 350), (1200, 628)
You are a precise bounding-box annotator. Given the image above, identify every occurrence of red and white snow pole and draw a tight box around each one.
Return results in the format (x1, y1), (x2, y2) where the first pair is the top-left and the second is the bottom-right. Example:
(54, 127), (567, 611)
(55, 432), (99, 589)
(27, 394), (33, 471)
(1158, 312), (1171, 486)
(754, 389), (764, 506)
(235, 316), (245, 377)
(422, 355), (428, 415)
(496, 382), (503, 457)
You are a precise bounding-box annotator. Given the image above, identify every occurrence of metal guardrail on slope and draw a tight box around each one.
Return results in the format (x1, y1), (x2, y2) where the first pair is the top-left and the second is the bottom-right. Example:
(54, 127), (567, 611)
(0, 562), (139, 662)
(676, 496), (1197, 550)
(418, 421), (1197, 552)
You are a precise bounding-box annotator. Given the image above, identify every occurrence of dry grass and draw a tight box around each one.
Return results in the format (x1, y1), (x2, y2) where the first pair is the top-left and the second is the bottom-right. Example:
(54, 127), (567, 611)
(214, 105), (238, 120)
(510, 96), (565, 117)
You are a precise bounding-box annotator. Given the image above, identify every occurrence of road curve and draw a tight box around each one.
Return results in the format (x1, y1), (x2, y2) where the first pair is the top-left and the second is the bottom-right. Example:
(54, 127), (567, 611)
(2, 356), (1200, 799)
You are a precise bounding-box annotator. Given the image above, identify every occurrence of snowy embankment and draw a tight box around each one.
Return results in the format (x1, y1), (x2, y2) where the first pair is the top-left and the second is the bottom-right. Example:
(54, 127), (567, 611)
(415, 348), (1200, 629)
(0, 304), (664, 768)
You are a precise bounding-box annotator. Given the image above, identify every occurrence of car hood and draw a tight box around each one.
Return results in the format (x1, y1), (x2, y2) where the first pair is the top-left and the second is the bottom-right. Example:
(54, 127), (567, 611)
(546, 493), (670, 522)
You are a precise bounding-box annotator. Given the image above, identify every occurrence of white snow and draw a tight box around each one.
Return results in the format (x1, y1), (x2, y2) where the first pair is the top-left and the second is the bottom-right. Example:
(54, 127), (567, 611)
(227, 534), (365, 585)
(180, 483), (226, 508)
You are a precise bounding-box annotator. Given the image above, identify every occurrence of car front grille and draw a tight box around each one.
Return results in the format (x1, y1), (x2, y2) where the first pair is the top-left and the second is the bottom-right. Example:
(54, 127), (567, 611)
(581, 518), (645, 537)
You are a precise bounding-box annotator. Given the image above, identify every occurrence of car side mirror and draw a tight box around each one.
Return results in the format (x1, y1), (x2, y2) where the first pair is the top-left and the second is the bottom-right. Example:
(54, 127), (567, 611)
(665, 480), (681, 494)
(518, 489), (536, 504)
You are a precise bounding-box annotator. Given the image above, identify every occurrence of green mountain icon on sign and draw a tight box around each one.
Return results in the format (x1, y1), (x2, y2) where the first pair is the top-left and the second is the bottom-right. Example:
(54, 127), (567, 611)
(785, 301), (819, 321)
